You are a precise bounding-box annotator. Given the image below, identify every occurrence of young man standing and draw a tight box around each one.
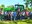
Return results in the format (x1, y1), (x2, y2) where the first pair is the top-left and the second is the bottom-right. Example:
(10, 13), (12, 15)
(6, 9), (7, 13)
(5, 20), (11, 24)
(13, 11), (17, 21)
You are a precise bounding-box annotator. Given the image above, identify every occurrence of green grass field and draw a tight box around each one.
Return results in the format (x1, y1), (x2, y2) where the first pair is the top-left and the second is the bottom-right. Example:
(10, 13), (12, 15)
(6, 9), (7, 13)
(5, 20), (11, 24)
(0, 19), (32, 24)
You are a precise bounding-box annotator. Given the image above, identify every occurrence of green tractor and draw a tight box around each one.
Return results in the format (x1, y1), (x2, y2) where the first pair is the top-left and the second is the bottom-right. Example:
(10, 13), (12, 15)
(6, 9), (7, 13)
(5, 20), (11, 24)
(15, 4), (24, 11)
(4, 7), (15, 12)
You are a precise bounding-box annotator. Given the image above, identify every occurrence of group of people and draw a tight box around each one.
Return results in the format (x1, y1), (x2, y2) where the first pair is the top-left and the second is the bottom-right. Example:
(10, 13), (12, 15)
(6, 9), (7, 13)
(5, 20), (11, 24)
(4, 9), (32, 21)
(0, 8), (32, 21)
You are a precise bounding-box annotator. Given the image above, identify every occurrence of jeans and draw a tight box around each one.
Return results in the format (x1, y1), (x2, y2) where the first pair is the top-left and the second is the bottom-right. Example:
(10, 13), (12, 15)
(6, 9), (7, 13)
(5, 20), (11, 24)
(20, 16), (25, 20)
(16, 16), (20, 20)
(30, 15), (32, 19)
(13, 16), (16, 21)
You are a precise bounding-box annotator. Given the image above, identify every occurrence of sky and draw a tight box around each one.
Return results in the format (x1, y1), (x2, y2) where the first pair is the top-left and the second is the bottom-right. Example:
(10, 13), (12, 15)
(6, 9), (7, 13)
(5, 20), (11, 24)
(0, 0), (25, 6)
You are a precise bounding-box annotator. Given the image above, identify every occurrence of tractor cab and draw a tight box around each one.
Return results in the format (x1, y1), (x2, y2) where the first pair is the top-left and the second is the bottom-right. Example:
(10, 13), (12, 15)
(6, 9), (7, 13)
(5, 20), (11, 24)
(15, 4), (24, 11)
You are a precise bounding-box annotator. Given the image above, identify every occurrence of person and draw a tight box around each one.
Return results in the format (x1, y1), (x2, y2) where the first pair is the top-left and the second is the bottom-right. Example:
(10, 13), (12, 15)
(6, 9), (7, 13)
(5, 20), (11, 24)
(16, 8), (20, 20)
(4, 12), (11, 20)
(13, 11), (17, 21)
(5, 11), (7, 15)
(25, 11), (29, 19)
(4, 11), (8, 20)
(20, 11), (25, 20)
(16, 11), (20, 20)
(11, 11), (13, 20)
(29, 11), (32, 19)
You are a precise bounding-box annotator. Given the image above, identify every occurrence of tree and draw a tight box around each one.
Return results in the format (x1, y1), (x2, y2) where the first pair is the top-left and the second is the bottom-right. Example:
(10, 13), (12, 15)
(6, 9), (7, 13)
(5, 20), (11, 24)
(1, 4), (5, 11)
(24, 0), (30, 8)
(24, 0), (32, 8)
(1, 4), (5, 8)
(7, 5), (14, 8)
(30, 0), (32, 7)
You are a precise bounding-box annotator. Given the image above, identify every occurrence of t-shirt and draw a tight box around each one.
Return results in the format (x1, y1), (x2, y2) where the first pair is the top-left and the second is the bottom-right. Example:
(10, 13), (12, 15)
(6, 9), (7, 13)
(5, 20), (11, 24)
(11, 12), (13, 16)
(1, 11), (4, 15)
(5, 12), (7, 15)
(29, 12), (32, 15)
(21, 12), (25, 16)
(17, 12), (20, 16)
(25, 11), (29, 16)
(13, 12), (17, 16)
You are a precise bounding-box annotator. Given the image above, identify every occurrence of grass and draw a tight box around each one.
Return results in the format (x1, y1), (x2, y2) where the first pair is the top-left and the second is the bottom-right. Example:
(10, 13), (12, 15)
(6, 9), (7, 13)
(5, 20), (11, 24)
(0, 19), (32, 24)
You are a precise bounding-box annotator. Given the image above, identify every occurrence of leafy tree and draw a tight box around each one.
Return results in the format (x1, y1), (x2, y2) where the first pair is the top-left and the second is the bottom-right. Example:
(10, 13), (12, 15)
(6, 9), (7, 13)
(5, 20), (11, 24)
(24, 0), (30, 8)
(30, 0), (32, 7)
(24, 0), (32, 8)
(0, 4), (5, 8)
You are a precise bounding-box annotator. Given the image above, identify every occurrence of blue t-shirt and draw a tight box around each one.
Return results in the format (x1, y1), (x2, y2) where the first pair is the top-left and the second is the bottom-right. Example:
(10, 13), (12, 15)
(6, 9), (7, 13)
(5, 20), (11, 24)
(13, 12), (17, 16)
(29, 12), (32, 15)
